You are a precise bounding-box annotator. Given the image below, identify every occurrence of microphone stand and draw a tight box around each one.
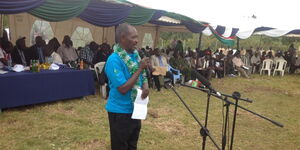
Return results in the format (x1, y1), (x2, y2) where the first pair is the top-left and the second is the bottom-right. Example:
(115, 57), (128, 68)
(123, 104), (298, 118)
(222, 96), (230, 150)
(167, 82), (221, 150)
(202, 91), (211, 150)
(229, 92), (241, 150)
(180, 84), (284, 150)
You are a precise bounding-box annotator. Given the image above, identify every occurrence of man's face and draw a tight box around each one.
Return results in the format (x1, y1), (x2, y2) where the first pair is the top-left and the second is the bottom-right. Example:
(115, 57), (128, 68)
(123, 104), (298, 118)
(121, 27), (138, 52)
(155, 50), (160, 56)
(205, 55), (211, 59)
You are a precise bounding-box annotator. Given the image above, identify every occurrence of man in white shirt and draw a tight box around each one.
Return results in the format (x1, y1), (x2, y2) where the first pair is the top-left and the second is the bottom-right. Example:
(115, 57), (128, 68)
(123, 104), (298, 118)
(273, 51), (285, 63)
(45, 38), (63, 64)
(197, 50), (215, 80)
(151, 48), (168, 91)
(0, 46), (7, 69)
(250, 51), (261, 73)
(232, 51), (249, 78)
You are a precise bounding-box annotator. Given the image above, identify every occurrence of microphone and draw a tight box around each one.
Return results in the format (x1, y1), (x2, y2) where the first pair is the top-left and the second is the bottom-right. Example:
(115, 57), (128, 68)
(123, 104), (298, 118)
(194, 71), (222, 96)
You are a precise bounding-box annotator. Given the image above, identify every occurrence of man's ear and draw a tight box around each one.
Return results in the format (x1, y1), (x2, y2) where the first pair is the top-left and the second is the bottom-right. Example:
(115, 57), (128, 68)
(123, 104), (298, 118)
(120, 33), (127, 43)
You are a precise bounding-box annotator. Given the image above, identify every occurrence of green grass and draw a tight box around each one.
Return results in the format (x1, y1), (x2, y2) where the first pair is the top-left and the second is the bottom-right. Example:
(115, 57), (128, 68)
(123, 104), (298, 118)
(0, 74), (300, 150)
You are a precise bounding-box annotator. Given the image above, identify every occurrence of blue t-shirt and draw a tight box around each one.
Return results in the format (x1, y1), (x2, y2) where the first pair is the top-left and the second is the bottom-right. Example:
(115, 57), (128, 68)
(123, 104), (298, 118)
(104, 52), (143, 113)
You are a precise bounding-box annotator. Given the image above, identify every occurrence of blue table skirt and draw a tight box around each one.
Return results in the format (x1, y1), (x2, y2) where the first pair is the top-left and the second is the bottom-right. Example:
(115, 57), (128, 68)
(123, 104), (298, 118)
(0, 69), (95, 109)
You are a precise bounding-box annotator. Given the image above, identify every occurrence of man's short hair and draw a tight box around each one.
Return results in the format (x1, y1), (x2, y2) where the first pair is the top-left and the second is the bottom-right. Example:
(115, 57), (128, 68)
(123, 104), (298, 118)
(115, 23), (132, 43)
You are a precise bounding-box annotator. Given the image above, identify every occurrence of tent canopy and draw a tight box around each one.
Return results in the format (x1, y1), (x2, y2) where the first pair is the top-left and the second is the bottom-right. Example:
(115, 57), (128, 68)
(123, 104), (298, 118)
(1, 0), (300, 47)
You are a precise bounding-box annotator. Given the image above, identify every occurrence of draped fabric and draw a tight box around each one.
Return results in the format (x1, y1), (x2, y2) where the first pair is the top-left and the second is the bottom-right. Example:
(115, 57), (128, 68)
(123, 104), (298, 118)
(3, 0), (300, 46)
(150, 10), (166, 20)
(288, 29), (300, 34)
(149, 10), (183, 26)
(163, 12), (208, 33)
(253, 27), (274, 32)
(235, 29), (255, 39)
(230, 28), (239, 37)
(0, 0), (46, 14)
(149, 20), (180, 26)
(79, 0), (131, 27)
(164, 12), (193, 22)
(256, 29), (292, 37)
(222, 27), (233, 38)
(215, 26), (226, 35)
(125, 6), (155, 25)
(29, 0), (90, 22)
(182, 21), (207, 33)
(209, 26), (235, 46)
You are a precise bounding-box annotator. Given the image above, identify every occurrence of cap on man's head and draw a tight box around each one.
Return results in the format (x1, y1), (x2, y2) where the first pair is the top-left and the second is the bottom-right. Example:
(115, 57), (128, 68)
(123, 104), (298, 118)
(17, 36), (26, 40)
(204, 50), (211, 55)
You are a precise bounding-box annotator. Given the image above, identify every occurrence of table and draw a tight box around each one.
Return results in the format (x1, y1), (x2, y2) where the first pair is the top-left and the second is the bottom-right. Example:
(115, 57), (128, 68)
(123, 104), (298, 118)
(0, 69), (95, 110)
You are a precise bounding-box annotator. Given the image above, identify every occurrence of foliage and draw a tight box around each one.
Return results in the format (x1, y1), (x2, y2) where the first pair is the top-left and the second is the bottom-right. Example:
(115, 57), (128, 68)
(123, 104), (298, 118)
(157, 32), (300, 51)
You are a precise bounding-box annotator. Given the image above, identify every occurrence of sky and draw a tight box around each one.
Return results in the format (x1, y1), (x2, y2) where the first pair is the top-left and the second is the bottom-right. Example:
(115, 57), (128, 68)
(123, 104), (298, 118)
(129, 0), (300, 30)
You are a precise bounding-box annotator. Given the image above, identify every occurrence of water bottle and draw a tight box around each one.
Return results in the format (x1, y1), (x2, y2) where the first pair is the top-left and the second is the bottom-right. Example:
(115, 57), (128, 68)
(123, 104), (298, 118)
(7, 54), (12, 70)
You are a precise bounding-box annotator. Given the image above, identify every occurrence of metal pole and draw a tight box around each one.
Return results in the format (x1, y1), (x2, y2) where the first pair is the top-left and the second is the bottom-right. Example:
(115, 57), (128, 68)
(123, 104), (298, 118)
(202, 92), (212, 150)
(180, 84), (284, 127)
(236, 37), (240, 50)
(258, 34), (263, 49)
(0, 14), (3, 38)
(169, 84), (221, 150)
(221, 97), (230, 150)
(153, 25), (159, 48)
(198, 32), (203, 50)
(230, 98), (239, 150)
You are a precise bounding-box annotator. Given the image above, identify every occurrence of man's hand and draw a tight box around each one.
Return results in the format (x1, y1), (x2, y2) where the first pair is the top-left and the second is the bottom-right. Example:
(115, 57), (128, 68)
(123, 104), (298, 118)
(141, 88), (149, 99)
(141, 83), (149, 99)
(139, 57), (150, 70)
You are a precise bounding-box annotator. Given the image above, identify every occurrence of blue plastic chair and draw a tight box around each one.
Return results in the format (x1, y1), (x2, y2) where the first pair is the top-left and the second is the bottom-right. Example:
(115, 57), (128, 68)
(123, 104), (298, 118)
(168, 65), (181, 84)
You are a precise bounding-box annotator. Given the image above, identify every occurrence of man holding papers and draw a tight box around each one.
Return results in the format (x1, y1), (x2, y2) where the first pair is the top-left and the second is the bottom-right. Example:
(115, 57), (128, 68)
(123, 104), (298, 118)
(151, 48), (168, 91)
(105, 23), (150, 150)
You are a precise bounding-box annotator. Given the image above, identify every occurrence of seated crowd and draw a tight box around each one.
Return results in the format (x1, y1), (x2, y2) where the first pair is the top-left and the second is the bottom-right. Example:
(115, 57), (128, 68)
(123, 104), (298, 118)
(1, 31), (299, 93)
(0, 30), (112, 70)
(137, 41), (300, 91)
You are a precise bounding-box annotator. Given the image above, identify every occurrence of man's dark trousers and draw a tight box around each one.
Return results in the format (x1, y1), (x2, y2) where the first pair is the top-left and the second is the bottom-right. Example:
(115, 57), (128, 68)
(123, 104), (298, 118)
(108, 112), (141, 150)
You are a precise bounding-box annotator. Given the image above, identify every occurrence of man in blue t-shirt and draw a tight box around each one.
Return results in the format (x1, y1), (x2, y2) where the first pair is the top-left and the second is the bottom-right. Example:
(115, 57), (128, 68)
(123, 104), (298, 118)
(105, 23), (150, 150)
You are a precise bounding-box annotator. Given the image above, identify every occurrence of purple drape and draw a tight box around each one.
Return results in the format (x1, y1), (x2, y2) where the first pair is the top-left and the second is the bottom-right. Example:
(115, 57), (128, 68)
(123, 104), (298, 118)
(79, 0), (131, 27)
(149, 10), (182, 26)
(230, 28), (239, 37)
(288, 29), (300, 34)
(215, 25), (226, 35)
(183, 21), (207, 33)
(0, 0), (46, 14)
(254, 27), (274, 32)
(150, 10), (166, 20)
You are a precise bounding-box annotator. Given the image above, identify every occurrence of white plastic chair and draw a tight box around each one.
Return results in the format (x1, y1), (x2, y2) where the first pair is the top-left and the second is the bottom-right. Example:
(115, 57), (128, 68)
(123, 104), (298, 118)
(260, 59), (273, 76)
(273, 59), (287, 76)
(94, 62), (107, 98)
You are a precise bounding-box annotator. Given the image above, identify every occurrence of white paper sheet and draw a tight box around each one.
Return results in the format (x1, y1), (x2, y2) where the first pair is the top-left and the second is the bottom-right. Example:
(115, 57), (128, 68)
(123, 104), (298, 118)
(131, 88), (149, 120)
(0, 70), (8, 74)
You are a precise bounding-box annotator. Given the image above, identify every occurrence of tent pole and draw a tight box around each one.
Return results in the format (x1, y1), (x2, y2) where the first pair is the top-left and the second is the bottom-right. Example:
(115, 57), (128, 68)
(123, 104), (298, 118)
(153, 25), (159, 48)
(197, 32), (203, 50)
(236, 37), (240, 50)
(0, 14), (3, 38)
(258, 34), (262, 48)
(102, 27), (105, 43)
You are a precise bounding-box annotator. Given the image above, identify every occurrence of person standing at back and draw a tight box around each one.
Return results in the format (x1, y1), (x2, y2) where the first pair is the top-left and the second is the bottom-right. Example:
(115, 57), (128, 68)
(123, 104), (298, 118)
(104, 23), (150, 150)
